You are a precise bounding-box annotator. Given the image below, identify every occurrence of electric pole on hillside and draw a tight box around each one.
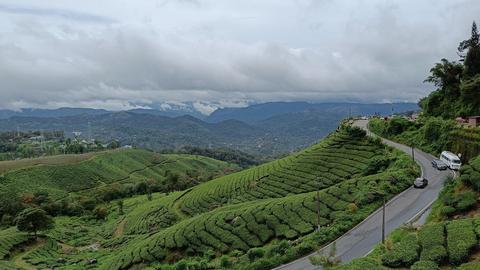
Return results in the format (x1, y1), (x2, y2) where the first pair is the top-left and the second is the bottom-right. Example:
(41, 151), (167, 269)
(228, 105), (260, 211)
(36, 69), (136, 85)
(88, 121), (92, 141)
(316, 177), (321, 232)
(382, 195), (386, 244)
(368, 190), (386, 245)
(411, 145), (415, 161)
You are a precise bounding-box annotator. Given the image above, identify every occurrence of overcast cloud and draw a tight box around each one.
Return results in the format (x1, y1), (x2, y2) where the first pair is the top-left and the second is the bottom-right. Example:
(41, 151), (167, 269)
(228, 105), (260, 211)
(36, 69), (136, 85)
(0, 0), (479, 111)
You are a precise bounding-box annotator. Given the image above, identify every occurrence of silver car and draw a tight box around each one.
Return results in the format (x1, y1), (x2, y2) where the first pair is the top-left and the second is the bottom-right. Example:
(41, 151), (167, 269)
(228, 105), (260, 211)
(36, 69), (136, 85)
(432, 159), (448, 170)
(414, 177), (428, 188)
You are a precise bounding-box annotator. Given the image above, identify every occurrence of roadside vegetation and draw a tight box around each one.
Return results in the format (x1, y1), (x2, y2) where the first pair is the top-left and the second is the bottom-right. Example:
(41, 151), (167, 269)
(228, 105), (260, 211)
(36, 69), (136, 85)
(368, 117), (480, 162)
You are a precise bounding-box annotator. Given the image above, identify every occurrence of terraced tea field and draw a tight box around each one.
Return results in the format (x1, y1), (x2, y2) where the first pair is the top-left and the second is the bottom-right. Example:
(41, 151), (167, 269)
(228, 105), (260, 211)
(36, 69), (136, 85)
(0, 149), (234, 199)
(0, 228), (30, 260)
(96, 127), (418, 269)
(0, 127), (418, 269)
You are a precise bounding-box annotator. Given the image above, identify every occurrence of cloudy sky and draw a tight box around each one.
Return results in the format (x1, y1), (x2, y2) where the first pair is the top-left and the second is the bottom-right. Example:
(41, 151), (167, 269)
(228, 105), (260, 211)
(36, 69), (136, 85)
(0, 0), (479, 113)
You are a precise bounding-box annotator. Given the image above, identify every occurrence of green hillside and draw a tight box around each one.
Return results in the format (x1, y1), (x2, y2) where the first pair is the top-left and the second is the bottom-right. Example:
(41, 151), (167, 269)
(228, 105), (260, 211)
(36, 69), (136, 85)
(0, 149), (235, 199)
(94, 127), (417, 270)
(0, 127), (418, 270)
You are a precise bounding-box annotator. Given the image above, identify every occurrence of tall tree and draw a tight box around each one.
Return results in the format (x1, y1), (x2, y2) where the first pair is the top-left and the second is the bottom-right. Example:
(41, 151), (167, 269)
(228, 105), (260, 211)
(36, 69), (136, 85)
(424, 59), (463, 90)
(15, 208), (54, 237)
(459, 21), (480, 77)
(422, 59), (463, 117)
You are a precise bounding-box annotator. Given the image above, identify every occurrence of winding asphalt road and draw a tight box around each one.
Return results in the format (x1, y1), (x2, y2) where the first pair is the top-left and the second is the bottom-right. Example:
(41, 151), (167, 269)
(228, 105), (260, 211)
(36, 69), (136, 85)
(273, 119), (452, 270)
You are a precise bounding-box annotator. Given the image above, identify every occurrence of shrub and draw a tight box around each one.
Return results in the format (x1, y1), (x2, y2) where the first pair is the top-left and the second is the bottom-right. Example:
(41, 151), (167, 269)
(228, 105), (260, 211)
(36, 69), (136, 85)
(410, 260), (440, 270)
(93, 206), (107, 220)
(387, 118), (414, 135)
(382, 233), (419, 267)
(420, 246), (446, 264)
(247, 248), (265, 262)
(248, 257), (278, 270)
(456, 191), (477, 211)
(331, 258), (382, 270)
(346, 203), (358, 213)
(269, 240), (289, 256)
(293, 241), (316, 256)
(418, 223), (445, 248)
(440, 206), (456, 216)
(418, 223), (446, 264)
(457, 262), (480, 270)
(446, 219), (477, 265)
(220, 255), (231, 268)
(344, 126), (366, 138)
(363, 156), (391, 175)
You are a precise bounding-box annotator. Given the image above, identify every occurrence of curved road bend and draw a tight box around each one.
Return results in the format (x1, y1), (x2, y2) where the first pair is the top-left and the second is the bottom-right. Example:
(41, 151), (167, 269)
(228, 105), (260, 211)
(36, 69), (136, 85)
(273, 119), (452, 270)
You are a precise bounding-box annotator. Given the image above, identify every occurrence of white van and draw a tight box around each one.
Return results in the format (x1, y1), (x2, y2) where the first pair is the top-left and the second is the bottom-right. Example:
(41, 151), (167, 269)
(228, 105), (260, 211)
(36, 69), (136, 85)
(439, 151), (462, 170)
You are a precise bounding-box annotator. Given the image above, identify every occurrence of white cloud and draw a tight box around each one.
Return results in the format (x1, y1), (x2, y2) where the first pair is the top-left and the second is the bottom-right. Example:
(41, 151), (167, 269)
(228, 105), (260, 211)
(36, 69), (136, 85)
(192, 102), (217, 115)
(0, 0), (478, 110)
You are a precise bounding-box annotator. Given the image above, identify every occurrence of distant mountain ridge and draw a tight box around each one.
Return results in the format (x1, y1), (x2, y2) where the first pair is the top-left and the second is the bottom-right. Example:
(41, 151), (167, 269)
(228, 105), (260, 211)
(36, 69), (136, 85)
(0, 107), (109, 119)
(0, 103), (207, 120)
(206, 102), (419, 123)
(0, 102), (419, 157)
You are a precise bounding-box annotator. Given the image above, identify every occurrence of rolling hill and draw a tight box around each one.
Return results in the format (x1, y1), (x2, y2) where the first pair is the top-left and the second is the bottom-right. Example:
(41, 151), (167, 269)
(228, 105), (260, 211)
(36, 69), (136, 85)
(0, 148), (236, 200)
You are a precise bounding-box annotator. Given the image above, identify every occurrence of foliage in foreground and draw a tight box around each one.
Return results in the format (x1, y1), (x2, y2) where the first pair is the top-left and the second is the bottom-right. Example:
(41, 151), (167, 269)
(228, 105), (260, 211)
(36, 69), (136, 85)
(339, 218), (480, 269)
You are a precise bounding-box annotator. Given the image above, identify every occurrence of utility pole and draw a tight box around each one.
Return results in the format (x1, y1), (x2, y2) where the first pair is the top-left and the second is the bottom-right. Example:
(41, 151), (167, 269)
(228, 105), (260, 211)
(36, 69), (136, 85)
(382, 195), (386, 244)
(316, 177), (321, 232)
(88, 121), (92, 141)
(411, 145), (415, 161)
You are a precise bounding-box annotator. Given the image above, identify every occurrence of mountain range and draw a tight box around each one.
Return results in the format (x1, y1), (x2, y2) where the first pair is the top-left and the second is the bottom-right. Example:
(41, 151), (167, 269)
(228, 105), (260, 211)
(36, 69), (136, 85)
(0, 102), (418, 157)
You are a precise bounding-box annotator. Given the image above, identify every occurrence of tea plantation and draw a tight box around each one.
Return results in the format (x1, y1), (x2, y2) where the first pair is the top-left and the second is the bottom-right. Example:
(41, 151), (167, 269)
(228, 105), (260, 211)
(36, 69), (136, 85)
(0, 149), (233, 199)
(96, 127), (418, 270)
(0, 127), (419, 269)
(0, 228), (30, 260)
(175, 130), (385, 216)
